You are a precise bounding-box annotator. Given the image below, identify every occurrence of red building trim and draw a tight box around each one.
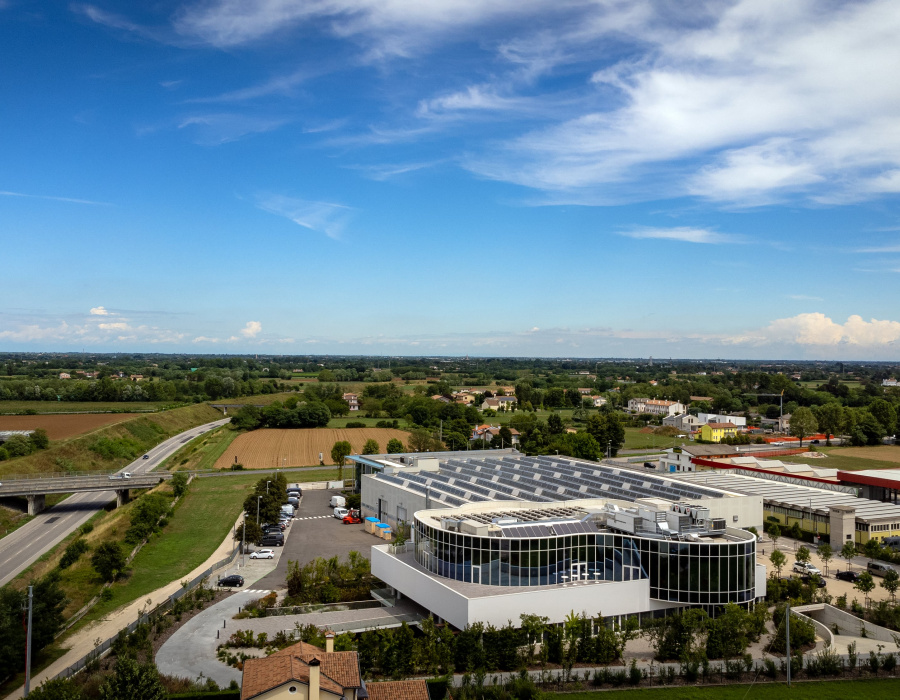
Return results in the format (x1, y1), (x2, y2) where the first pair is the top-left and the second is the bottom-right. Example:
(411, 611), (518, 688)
(837, 471), (900, 490)
(690, 457), (840, 485)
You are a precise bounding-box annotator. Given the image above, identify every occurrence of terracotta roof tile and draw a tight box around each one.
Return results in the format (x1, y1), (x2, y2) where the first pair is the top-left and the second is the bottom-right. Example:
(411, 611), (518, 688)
(366, 679), (431, 700)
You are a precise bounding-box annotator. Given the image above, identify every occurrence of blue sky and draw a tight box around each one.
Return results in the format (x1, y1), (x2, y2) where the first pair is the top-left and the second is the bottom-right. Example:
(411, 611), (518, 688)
(2, 0), (900, 359)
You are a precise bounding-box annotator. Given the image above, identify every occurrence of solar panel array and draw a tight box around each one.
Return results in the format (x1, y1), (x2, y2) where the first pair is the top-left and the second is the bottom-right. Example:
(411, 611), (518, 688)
(372, 453), (727, 512)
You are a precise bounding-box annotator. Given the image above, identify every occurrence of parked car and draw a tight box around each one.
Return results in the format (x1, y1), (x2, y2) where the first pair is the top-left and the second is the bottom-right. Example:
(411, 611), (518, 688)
(287, 497), (299, 508)
(218, 575), (244, 587)
(334, 507), (349, 519)
(250, 549), (275, 560)
(867, 561), (897, 578)
(800, 574), (826, 588)
(793, 561), (821, 576)
(287, 488), (302, 497)
(260, 533), (284, 547)
(835, 570), (861, 582)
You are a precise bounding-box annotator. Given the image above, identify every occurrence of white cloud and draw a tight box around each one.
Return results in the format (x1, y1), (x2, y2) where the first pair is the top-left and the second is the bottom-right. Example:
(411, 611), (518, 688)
(0, 190), (109, 206)
(787, 294), (823, 301)
(619, 227), (741, 244)
(177, 114), (290, 145)
(256, 194), (352, 239)
(97, 322), (130, 331)
(89, 306), (110, 315)
(240, 321), (262, 338)
(193, 336), (221, 343)
(751, 313), (900, 347)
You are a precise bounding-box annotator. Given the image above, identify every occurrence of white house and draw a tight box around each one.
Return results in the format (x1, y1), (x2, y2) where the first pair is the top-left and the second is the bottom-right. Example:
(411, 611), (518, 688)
(342, 393), (360, 411)
(481, 396), (517, 411)
(663, 413), (704, 432)
(698, 412), (747, 428)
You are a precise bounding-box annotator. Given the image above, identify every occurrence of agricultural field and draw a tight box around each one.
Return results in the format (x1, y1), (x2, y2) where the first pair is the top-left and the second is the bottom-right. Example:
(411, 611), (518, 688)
(0, 400), (173, 414)
(0, 413), (142, 440)
(164, 425), (240, 472)
(213, 427), (410, 469)
(558, 679), (900, 700)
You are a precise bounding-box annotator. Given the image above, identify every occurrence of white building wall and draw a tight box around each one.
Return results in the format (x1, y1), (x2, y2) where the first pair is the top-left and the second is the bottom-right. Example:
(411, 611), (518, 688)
(755, 563), (767, 599)
(696, 496), (764, 531)
(698, 413), (747, 428)
(361, 473), (432, 528)
(371, 545), (679, 629)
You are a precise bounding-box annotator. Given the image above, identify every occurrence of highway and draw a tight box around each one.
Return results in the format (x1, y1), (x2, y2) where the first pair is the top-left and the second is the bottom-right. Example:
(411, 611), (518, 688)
(0, 418), (230, 588)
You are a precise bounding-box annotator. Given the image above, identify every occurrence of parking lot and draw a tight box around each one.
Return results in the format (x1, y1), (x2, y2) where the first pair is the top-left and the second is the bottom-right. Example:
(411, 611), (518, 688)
(254, 487), (377, 590)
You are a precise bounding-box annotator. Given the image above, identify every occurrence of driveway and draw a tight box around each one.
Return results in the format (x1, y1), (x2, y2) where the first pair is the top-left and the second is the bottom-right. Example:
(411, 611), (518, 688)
(254, 488), (376, 590)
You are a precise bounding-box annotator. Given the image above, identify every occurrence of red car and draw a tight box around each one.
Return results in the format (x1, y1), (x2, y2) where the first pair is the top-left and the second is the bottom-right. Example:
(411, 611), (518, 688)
(342, 509), (362, 524)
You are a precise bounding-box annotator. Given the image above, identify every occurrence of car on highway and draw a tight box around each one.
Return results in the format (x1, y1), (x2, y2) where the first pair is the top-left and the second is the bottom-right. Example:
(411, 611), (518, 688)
(835, 570), (861, 583)
(793, 561), (821, 576)
(250, 549), (275, 560)
(217, 575), (244, 587)
(143, 454), (150, 459)
(108, 472), (132, 480)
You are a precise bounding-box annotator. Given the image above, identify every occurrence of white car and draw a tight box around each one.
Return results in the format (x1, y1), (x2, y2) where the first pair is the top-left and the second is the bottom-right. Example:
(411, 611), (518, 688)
(793, 561), (820, 576)
(250, 549), (275, 560)
(334, 507), (349, 519)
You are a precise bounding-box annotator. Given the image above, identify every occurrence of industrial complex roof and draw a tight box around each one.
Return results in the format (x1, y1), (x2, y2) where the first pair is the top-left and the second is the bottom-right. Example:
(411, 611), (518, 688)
(355, 452), (734, 509)
(670, 471), (900, 523)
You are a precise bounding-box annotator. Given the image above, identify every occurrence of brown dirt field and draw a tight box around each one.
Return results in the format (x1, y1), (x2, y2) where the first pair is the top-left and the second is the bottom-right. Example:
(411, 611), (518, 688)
(0, 413), (141, 440)
(213, 428), (411, 469)
(829, 445), (900, 464)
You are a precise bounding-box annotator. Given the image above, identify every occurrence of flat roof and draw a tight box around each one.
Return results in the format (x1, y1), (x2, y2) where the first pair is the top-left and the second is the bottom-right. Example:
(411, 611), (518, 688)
(671, 471), (900, 523)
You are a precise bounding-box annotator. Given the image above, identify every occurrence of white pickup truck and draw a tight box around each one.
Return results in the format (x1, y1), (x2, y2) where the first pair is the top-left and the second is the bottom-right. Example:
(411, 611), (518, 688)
(108, 472), (132, 480)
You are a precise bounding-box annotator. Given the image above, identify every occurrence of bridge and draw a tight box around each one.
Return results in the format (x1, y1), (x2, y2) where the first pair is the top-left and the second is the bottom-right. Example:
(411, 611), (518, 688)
(0, 474), (171, 514)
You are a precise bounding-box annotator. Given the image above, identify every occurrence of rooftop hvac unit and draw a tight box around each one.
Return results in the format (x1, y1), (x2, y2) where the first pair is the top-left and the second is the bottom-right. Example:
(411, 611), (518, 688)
(709, 518), (727, 531)
(441, 518), (461, 531)
(493, 517), (517, 525)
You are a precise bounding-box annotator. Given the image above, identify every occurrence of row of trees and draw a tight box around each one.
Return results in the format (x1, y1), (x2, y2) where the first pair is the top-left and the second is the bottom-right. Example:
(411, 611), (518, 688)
(230, 401), (331, 431)
(284, 552), (375, 604)
(0, 428), (49, 461)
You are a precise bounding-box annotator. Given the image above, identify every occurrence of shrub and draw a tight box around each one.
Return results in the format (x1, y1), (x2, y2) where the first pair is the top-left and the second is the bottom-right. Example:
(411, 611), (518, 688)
(346, 421), (366, 428)
(79, 522), (94, 535)
(59, 538), (90, 569)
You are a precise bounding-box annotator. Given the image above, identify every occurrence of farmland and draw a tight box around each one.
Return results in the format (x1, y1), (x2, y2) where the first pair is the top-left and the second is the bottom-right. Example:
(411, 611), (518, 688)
(213, 427), (410, 469)
(0, 400), (173, 414)
(0, 413), (142, 440)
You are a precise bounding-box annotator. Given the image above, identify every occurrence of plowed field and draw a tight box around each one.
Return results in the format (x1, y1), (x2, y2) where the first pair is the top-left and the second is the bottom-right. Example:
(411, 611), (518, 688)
(0, 413), (141, 440)
(213, 428), (410, 469)
(829, 446), (900, 463)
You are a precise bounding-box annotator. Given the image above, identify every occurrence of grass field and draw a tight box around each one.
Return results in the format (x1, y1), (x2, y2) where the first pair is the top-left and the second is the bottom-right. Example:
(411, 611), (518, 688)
(778, 445), (900, 471)
(213, 427), (410, 469)
(554, 679), (900, 699)
(0, 400), (175, 414)
(0, 413), (144, 440)
(622, 428), (685, 451)
(163, 425), (241, 472)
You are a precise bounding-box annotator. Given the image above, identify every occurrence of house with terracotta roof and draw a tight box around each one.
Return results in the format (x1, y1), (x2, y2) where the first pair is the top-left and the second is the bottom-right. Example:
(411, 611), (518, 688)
(471, 424), (520, 445)
(698, 422), (739, 443)
(480, 396), (517, 411)
(240, 634), (429, 700)
(342, 393), (360, 411)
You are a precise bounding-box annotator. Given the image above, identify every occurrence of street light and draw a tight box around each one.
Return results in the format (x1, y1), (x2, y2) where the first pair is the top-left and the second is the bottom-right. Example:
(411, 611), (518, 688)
(266, 480), (272, 494)
(257, 495), (262, 526)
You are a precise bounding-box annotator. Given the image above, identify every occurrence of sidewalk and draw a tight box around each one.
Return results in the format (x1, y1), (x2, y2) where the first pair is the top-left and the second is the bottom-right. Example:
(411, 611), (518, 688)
(6, 515), (244, 700)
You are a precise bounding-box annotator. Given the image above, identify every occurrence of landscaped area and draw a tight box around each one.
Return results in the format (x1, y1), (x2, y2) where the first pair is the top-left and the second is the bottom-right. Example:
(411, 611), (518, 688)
(779, 445), (900, 471)
(556, 679), (900, 700)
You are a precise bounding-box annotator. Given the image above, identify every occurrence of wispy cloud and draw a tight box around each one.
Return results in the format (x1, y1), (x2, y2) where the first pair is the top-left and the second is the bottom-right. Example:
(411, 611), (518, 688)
(177, 114), (290, 145)
(0, 190), (110, 206)
(856, 243), (900, 253)
(787, 294), (824, 302)
(187, 68), (312, 104)
(619, 227), (741, 244)
(349, 159), (445, 181)
(255, 194), (352, 239)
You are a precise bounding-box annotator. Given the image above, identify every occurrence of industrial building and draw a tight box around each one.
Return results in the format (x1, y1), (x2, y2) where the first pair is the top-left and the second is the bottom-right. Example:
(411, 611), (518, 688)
(349, 450), (764, 629)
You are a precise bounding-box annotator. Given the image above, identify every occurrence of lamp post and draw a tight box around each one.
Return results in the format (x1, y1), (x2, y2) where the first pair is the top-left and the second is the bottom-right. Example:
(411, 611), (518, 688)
(257, 495), (262, 526)
(266, 480), (272, 494)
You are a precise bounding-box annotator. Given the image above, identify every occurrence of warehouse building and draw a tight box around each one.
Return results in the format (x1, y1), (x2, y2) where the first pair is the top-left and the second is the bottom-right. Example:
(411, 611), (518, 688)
(349, 450), (764, 629)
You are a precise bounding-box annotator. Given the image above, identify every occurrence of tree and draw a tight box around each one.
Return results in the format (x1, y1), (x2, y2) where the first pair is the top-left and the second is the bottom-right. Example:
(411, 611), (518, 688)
(863, 537), (883, 562)
(770, 549), (787, 577)
(91, 541), (126, 582)
(818, 543), (833, 576)
(795, 546), (811, 565)
(29, 428), (50, 450)
(855, 571), (876, 607)
(868, 399), (897, 440)
(841, 540), (857, 570)
(769, 524), (781, 548)
(814, 402), (843, 446)
(386, 438), (404, 454)
(331, 440), (352, 480)
(235, 520), (263, 546)
(99, 657), (166, 700)
(362, 439), (380, 455)
(880, 567), (900, 602)
(789, 406), (818, 447)
(170, 472), (189, 499)
(547, 413), (564, 435)
(25, 678), (84, 700)
(408, 428), (441, 452)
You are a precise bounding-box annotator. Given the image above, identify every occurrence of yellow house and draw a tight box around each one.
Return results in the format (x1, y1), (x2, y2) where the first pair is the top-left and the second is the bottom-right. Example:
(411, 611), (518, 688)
(698, 422), (739, 443)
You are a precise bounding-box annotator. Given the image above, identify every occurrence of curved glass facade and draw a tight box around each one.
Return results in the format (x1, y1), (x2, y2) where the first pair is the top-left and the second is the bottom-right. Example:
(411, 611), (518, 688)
(414, 517), (757, 605)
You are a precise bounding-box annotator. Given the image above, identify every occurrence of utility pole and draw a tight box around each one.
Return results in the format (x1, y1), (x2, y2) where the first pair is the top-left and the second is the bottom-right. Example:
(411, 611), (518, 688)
(256, 496), (261, 526)
(241, 514), (246, 567)
(24, 585), (33, 697)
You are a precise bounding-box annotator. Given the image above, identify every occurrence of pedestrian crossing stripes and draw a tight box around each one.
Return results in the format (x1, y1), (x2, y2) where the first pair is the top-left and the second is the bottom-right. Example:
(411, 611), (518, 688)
(240, 589), (271, 595)
(295, 515), (332, 521)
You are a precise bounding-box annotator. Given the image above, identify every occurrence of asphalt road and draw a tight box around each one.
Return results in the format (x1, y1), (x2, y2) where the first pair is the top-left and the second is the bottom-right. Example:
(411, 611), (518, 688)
(254, 487), (376, 590)
(0, 418), (230, 587)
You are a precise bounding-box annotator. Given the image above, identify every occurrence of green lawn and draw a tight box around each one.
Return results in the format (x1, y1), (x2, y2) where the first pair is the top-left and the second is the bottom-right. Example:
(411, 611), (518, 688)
(623, 428), (684, 450)
(0, 400), (177, 414)
(555, 679), (900, 699)
(163, 425), (241, 472)
(777, 447), (900, 471)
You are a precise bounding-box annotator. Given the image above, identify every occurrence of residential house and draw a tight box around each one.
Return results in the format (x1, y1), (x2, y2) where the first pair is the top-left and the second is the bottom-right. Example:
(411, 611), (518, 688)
(342, 393), (360, 411)
(481, 396), (517, 411)
(129, 374), (143, 381)
(883, 378), (899, 387)
(628, 398), (685, 416)
(698, 422), (739, 443)
(577, 388), (593, 395)
(591, 396), (607, 408)
(662, 413), (704, 432)
(453, 392), (475, 405)
(698, 413), (747, 428)
(58, 372), (71, 379)
(241, 634), (429, 700)
(778, 413), (792, 432)
(659, 444), (740, 472)
(431, 394), (450, 403)
(471, 424), (520, 445)
(690, 396), (714, 403)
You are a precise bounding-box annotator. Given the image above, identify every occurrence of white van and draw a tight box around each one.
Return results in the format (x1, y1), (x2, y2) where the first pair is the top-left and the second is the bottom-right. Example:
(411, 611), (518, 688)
(280, 504), (295, 517)
(333, 507), (349, 520)
(330, 495), (346, 509)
